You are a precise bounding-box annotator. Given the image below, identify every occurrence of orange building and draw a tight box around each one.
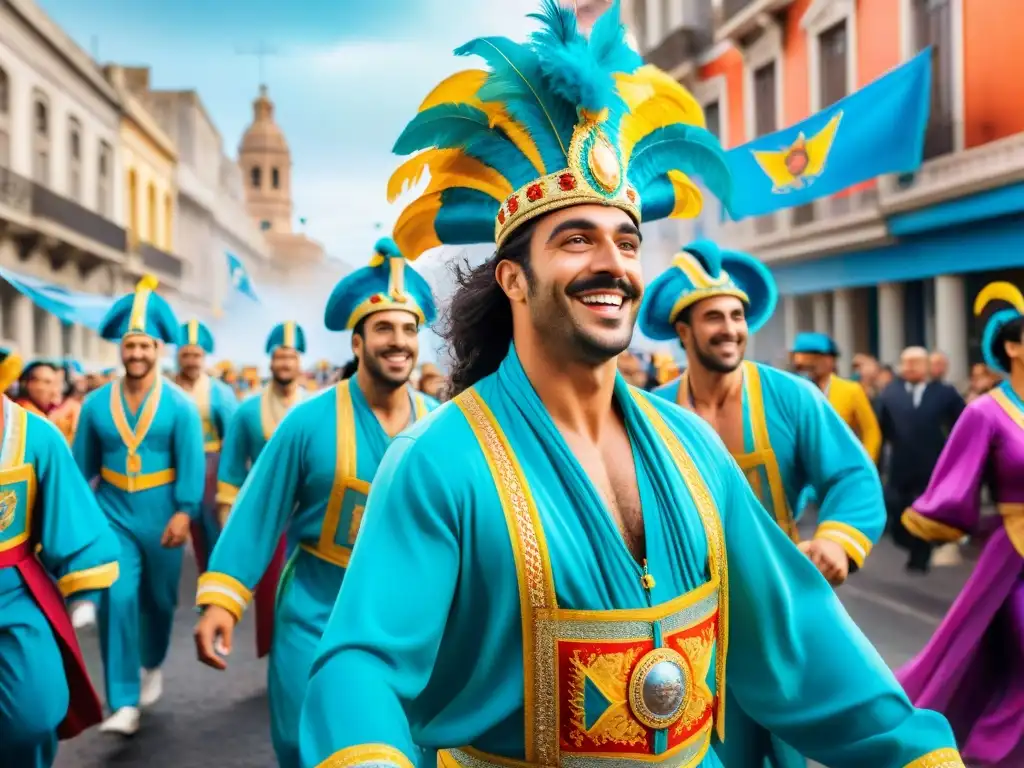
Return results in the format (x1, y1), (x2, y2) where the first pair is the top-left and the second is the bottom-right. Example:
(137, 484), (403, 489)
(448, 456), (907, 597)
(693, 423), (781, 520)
(628, 0), (1024, 385)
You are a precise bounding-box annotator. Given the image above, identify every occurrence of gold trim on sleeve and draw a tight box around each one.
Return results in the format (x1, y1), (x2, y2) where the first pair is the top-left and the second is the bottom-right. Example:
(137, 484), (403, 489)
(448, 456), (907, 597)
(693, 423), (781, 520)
(195, 571), (254, 621)
(316, 744), (416, 768)
(900, 508), (966, 544)
(216, 481), (239, 505)
(814, 520), (873, 568)
(57, 561), (120, 597)
(903, 747), (965, 767)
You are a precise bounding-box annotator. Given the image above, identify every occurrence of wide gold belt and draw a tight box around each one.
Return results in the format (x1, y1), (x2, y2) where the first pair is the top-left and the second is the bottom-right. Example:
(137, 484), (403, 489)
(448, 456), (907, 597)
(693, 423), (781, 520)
(100, 467), (176, 493)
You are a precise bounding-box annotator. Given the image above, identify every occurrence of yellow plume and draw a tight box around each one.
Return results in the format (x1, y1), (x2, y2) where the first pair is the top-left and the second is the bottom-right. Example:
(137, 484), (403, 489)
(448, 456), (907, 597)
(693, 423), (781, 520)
(393, 193), (443, 261)
(481, 103), (546, 175)
(368, 254), (385, 267)
(387, 149), (513, 205)
(0, 351), (24, 392)
(617, 66), (708, 162)
(419, 70), (488, 112)
(136, 274), (159, 292)
(974, 281), (1024, 316)
(667, 171), (705, 219)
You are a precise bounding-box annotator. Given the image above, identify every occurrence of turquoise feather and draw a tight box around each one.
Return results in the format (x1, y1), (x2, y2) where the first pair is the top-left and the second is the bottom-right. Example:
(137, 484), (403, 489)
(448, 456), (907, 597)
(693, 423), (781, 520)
(456, 36), (575, 172)
(393, 103), (530, 183)
(683, 239), (725, 278)
(638, 175), (676, 222)
(628, 125), (733, 210)
(435, 188), (502, 245)
(373, 237), (402, 258)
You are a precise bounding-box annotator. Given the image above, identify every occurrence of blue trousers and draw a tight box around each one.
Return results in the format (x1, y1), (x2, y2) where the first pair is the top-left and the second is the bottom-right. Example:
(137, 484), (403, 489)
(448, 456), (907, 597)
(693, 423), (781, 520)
(0, 585), (66, 768)
(269, 550), (343, 768)
(98, 521), (182, 711)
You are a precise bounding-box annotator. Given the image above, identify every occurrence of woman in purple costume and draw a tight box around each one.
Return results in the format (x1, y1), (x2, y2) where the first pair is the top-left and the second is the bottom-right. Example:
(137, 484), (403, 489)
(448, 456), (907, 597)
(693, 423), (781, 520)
(899, 280), (1024, 767)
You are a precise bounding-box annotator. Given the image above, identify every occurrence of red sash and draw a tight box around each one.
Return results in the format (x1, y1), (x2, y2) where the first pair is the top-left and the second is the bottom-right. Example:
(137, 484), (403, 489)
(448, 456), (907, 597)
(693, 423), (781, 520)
(254, 537), (287, 658)
(0, 542), (103, 739)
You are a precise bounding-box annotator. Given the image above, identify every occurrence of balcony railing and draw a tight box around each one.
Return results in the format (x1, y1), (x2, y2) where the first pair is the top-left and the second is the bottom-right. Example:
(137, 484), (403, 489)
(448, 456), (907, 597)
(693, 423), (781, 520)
(0, 166), (33, 215)
(30, 181), (127, 252)
(645, 27), (706, 71)
(138, 242), (184, 279)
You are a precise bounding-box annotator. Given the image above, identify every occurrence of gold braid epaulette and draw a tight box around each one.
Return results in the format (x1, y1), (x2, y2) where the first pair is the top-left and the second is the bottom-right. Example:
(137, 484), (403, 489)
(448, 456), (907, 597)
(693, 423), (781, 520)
(903, 747), (965, 767)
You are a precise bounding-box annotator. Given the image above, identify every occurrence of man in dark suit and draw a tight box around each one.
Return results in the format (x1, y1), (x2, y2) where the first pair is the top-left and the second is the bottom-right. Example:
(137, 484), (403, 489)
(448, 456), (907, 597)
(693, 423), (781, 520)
(876, 346), (966, 572)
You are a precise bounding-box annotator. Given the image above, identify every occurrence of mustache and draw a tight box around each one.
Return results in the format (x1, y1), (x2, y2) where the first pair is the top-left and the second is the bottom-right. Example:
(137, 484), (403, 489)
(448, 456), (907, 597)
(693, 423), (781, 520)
(374, 347), (413, 358)
(565, 274), (639, 300)
(708, 333), (741, 345)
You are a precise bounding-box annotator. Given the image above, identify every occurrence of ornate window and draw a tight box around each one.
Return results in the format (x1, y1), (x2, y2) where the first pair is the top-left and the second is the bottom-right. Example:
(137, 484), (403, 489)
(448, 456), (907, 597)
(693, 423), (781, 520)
(32, 90), (51, 185)
(68, 116), (83, 202)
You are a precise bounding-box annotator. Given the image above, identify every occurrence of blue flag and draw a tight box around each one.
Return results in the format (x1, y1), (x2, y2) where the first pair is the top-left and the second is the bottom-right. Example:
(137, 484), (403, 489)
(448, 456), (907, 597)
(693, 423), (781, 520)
(225, 252), (259, 302)
(0, 266), (115, 330)
(724, 49), (932, 219)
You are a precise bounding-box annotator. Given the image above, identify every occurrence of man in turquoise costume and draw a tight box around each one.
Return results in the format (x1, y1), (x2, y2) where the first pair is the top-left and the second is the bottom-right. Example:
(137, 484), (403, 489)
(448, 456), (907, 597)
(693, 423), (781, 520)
(215, 320), (309, 659)
(174, 318), (239, 571)
(637, 240), (888, 766)
(72, 275), (206, 736)
(0, 394), (120, 767)
(192, 237), (440, 768)
(297, 4), (963, 768)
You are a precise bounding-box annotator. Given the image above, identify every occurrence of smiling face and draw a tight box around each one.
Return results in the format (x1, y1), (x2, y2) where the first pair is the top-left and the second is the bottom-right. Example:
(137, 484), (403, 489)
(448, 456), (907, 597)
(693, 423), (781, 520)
(498, 204), (642, 366)
(676, 295), (748, 374)
(121, 335), (159, 380)
(352, 309), (420, 390)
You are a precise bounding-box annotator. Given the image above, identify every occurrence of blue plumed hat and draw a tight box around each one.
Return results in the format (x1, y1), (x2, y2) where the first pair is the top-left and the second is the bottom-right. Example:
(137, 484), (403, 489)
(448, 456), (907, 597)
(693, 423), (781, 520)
(974, 281), (1023, 374)
(97, 275), (179, 344)
(62, 357), (84, 377)
(266, 321), (307, 354)
(179, 319), (215, 353)
(386, 0), (731, 259)
(637, 239), (778, 341)
(324, 237), (437, 331)
(792, 331), (839, 356)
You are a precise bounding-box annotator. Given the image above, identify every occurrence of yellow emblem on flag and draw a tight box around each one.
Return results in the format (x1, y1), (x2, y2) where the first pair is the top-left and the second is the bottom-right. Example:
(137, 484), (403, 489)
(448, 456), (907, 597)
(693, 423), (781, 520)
(752, 111), (843, 193)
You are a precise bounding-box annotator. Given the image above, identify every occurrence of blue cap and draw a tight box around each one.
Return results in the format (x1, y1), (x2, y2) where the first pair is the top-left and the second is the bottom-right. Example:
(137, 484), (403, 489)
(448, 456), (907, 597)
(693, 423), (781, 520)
(266, 321), (307, 354)
(974, 281), (1024, 374)
(98, 275), (179, 344)
(324, 237), (437, 331)
(179, 320), (215, 353)
(637, 239), (778, 341)
(792, 332), (838, 356)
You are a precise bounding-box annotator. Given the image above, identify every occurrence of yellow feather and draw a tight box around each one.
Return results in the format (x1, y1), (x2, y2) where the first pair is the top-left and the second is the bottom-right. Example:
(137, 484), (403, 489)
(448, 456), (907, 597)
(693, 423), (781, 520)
(368, 254), (385, 268)
(423, 154), (513, 201)
(0, 351), (24, 393)
(393, 194), (444, 261)
(419, 70), (488, 112)
(667, 170), (705, 219)
(974, 281), (1024, 316)
(136, 274), (159, 292)
(480, 103), (546, 176)
(617, 67), (708, 162)
(387, 150), (456, 203)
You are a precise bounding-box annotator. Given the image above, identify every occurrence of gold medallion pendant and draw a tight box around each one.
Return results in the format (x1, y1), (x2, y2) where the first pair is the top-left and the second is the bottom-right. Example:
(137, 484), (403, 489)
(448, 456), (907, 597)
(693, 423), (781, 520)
(627, 646), (691, 729)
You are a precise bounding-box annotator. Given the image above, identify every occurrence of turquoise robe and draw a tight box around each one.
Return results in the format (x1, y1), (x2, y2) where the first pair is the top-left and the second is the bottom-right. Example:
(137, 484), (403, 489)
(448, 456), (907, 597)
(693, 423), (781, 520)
(72, 375), (205, 711)
(196, 379), (437, 768)
(299, 347), (957, 768)
(0, 398), (120, 768)
(182, 374), (239, 561)
(654, 361), (886, 767)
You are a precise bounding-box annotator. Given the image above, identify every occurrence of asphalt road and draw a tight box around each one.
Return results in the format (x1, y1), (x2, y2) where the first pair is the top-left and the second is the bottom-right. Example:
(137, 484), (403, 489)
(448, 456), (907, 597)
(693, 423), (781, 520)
(55, 538), (973, 768)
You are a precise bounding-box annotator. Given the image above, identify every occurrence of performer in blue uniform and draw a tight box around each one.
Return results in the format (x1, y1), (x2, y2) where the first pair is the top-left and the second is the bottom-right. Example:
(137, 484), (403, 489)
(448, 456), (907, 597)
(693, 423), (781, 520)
(298, 4), (963, 768)
(637, 239), (887, 767)
(193, 238), (440, 768)
(216, 320), (309, 659)
(72, 276), (206, 736)
(174, 319), (238, 571)
(0, 396), (120, 767)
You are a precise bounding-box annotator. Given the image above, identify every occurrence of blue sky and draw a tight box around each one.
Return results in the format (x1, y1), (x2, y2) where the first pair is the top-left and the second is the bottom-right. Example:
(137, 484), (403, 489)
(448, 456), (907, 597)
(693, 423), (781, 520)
(39, 0), (544, 263)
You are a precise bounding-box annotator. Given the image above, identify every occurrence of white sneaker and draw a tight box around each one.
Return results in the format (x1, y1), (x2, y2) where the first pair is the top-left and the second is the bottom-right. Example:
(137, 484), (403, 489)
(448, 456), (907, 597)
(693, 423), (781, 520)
(70, 601), (96, 629)
(99, 706), (140, 735)
(139, 667), (163, 708)
(931, 542), (963, 567)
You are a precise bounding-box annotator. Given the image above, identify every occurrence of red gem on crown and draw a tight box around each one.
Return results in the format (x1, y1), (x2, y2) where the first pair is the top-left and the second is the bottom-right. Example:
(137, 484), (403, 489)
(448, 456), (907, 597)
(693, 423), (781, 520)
(369, 294), (382, 304)
(526, 184), (543, 202)
(626, 189), (637, 203)
(558, 173), (576, 191)
(507, 195), (519, 214)
(497, 209), (506, 225)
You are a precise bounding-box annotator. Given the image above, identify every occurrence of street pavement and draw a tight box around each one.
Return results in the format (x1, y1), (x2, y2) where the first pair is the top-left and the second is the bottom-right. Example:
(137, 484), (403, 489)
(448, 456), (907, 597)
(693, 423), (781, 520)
(56, 538), (974, 768)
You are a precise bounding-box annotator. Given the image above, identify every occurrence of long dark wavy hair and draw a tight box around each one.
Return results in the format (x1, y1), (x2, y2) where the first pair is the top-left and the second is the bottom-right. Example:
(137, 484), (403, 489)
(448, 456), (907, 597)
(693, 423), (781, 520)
(441, 220), (537, 397)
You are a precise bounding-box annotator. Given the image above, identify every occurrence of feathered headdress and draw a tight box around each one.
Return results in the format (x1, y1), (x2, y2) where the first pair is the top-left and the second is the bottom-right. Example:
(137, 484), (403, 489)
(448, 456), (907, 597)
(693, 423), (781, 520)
(386, 0), (732, 258)
(974, 281), (1024, 374)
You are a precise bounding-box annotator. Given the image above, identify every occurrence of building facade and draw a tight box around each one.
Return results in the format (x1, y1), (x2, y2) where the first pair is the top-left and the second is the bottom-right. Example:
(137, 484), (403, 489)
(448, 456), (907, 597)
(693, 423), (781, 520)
(103, 64), (186, 298)
(134, 77), (272, 319)
(0, 0), (130, 368)
(626, 0), (1024, 385)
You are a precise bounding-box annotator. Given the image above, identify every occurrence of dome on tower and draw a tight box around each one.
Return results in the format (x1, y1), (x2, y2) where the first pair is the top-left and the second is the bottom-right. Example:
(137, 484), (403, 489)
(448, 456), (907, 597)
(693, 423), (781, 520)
(239, 85), (289, 155)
